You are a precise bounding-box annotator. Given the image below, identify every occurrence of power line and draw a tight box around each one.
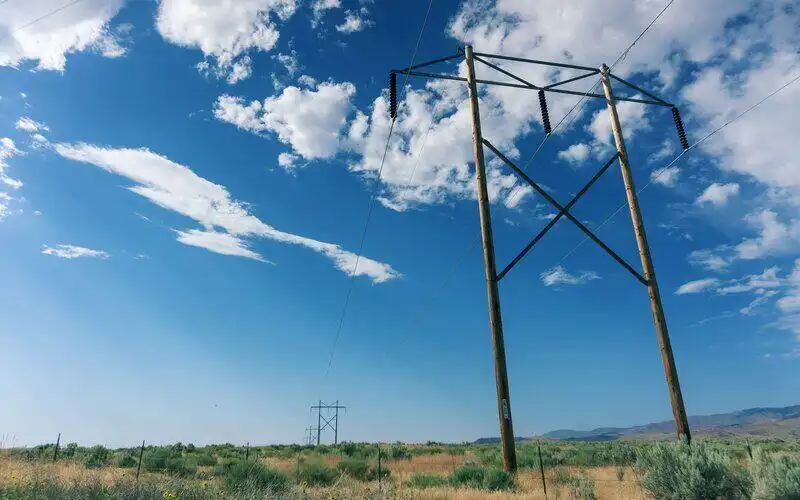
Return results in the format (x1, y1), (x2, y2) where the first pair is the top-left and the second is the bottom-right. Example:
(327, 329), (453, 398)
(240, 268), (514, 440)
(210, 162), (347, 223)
(322, 0), (435, 380)
(554, 70), (800, 268)
(409, 0), (678, 296)
(0, 0), (86, 45)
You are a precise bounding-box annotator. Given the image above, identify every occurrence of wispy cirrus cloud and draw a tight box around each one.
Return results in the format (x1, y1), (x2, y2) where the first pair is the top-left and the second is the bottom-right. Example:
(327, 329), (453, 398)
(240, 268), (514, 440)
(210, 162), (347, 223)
(42, 244), (109, 259)
(53, 142), (399, 283)
(540, 266), (600, 287)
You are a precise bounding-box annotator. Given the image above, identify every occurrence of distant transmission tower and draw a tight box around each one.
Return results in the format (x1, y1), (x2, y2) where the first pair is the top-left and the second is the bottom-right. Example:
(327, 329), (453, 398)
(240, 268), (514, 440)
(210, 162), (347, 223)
(310, 400), (346, 445)
(303, 426), (318, 446)
(389, 46), (692, 472)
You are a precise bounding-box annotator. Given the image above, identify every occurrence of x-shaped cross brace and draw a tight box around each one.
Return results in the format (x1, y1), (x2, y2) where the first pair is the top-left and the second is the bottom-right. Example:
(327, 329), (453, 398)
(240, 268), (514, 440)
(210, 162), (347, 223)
(482, 139), (647, 286)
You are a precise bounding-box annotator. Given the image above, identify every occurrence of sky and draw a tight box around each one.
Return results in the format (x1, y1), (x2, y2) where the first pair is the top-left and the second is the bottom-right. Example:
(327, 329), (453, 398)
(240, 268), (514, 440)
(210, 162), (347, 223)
(1, 0), (799, 448)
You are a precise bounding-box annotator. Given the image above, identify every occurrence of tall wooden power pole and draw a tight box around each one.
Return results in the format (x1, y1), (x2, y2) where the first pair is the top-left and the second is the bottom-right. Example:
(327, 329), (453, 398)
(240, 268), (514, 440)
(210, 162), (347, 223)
(464, 44), (518, 472)
(389, 45), (694, 468)
(599, 64), (691, 441)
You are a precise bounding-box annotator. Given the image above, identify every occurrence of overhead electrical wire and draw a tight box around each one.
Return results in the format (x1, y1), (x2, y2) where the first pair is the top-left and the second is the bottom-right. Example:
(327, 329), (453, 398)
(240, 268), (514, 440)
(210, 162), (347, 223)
(554, 70), (800, 268)
(322, 0), (436, 380)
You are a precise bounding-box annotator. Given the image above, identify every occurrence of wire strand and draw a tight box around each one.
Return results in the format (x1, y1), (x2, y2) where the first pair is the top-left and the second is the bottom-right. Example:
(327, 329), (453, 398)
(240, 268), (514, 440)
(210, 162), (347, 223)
(322, 0), (435, 380)
(0, 0), (85, 45)
(554, 70), (800, 268)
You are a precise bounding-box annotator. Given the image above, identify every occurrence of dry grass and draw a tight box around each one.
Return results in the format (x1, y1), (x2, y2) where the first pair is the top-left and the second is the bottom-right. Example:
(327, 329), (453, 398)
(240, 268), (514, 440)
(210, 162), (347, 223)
(0, 454), (648, 499)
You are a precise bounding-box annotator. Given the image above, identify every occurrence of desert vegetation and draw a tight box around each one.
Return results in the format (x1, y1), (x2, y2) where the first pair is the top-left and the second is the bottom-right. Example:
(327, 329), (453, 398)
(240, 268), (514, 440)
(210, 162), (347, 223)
(1, 438), (799, 498)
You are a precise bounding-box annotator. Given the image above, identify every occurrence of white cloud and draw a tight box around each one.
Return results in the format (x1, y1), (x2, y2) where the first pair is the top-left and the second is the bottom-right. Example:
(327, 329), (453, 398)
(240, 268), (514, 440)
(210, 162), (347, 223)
(651, 166), (680, 188)
(688, 249), (729, 273)
(735, 209), (799, 260)
(175, 229), (269, 262)
(558, 143), (590, 165)
(42, 244), (109, 259)
(156, 0), (297, 83)
(273, 51), (299, 76)
(214, 82), (356, 160)
(311, 0), (340, 28)
(0, 0), (126, 71)
(336, 9), (374, 34)
(540, 265), (600, 287)
(717, 267), (782, 295)
(54, 142), (399, 283)
(1, 138), (23, 211)
(588, 98), (649, 149)
(298, 75), (317, 88)
(277, 152), (300, 171)
(695, 183), (740, 206)
(15, 117), (49, 134)
(675, 278), (719, 295)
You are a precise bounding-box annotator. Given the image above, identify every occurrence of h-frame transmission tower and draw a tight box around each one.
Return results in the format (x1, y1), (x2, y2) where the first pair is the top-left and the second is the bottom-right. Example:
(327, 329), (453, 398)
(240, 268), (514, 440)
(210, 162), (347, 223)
(388, 46), (692, 473)
(310, 400), (346, 445)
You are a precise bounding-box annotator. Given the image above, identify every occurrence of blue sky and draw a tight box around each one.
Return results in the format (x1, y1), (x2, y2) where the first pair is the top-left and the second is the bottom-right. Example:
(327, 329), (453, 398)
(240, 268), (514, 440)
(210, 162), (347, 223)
(1, 0), (799, 447)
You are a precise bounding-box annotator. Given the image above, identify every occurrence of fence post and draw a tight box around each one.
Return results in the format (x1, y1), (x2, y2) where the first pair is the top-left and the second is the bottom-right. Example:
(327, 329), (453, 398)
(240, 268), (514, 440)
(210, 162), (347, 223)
(538, 440), (548, 499)
(52, 433), (60, 463)
(136, 440), (145, 481)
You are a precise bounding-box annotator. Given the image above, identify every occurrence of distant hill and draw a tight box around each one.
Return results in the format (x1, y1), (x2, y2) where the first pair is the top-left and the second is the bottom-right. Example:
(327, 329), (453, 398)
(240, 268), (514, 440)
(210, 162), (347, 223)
(474, 405), (800, 443)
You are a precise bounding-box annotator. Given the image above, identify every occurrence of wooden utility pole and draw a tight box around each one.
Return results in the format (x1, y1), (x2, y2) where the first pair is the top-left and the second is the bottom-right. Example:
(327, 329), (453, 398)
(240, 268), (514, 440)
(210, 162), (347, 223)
(600, 64), (691, 442)
(52, 432), (60, 463)
(464, 44), (517, 472)
(136, 440), (145, 481)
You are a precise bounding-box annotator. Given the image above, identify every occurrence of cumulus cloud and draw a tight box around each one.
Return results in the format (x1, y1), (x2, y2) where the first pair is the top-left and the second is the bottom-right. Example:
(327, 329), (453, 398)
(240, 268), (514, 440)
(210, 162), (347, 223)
(688, 248), (730, 273)
(696, 183), (740, 206)
(214, 82), (356, 159)
(156, 0), (297, 83)
(675, 278), (719, 295)
(336, 9), (374, 34)
(651, 166), (680, 188)
(53, 142), (399, 283)
(735, 209), (799, 260)
(311, 0), (340, 28)
(540, 265), (600, 287)
(0, 0), (127, 71)
(558, 143), (590, 165)
(42, 244), (109, 259)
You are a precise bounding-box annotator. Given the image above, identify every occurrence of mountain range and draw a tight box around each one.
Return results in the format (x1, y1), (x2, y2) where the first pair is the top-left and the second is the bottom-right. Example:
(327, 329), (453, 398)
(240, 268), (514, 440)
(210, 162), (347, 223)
(475, 405), (800, 443)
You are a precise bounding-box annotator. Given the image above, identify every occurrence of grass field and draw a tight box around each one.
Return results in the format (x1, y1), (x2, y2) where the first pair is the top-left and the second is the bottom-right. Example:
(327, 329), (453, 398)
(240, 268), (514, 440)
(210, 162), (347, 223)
(1, 438), (798, 498)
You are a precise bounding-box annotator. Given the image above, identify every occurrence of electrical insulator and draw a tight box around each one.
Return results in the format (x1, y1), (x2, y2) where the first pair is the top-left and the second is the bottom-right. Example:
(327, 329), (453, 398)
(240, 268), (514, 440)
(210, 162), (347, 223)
(672, 106), (689, 150)
(538, 90), (552, 135)
(389, 72), (397, 119)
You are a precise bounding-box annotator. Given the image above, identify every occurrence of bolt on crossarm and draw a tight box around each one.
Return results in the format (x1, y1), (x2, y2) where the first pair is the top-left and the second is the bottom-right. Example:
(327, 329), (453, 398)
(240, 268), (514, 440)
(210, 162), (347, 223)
(599, 64), (691, 442)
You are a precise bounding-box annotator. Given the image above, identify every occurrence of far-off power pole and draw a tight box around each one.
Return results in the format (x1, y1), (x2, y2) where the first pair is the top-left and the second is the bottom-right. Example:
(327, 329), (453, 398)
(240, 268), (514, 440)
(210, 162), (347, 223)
(389, 45), (692, 472)
(310, 400), (346, 445)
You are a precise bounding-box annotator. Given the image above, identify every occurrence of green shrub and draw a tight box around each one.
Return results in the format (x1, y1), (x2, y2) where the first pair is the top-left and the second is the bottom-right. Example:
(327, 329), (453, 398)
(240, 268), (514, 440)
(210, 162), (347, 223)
(116, 454), (137, 468)
(636, 439), (751, 499)
(143, 447), (196, 477)
(337, 458), (370, 480)
(298, 459), (338, 486)
(483, 469), (514, 491)
(750, 447), (800, 500)
(84, 446), (109, 469)
(194, 453), (217, 466)
(406, 473), (448, 489)
(449, 465), (486, 489)
(569, 473), (597, 500)
(219, 460), (291, 494)
(387, 444), (412, 460)
(553, 466), (573, 485)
